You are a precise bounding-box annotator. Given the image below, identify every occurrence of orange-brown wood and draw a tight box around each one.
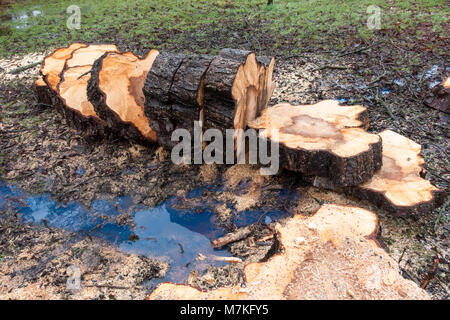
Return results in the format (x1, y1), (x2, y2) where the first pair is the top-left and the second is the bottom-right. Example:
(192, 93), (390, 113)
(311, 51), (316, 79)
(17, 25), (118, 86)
(354, 130), (446, 215)
(57, 65), (102, 121)
(88, 50), (160, 142)
(40, 43), (88, 92)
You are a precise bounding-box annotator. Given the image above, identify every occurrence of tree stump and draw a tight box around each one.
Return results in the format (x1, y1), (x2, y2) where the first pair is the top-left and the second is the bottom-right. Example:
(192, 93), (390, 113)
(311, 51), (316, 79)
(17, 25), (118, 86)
(249, 100), (381, 186)
(352, 130), (446, 215)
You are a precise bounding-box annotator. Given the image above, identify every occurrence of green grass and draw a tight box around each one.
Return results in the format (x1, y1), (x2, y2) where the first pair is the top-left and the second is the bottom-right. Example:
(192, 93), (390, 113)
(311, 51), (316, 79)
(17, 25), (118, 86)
(0, 0), (448, 57)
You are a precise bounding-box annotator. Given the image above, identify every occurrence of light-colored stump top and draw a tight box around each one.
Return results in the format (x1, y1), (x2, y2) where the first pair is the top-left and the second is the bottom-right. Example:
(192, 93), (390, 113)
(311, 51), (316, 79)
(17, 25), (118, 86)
(65, 44), (118, 68)
(249, 100), (379, 158)
(359, 130), (440, 207)
(54, 44), (120, 121)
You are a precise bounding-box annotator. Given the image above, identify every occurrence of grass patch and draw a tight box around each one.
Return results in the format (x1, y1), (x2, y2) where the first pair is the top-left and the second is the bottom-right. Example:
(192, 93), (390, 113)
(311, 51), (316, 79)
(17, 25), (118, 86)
(0, 0), (448, 57)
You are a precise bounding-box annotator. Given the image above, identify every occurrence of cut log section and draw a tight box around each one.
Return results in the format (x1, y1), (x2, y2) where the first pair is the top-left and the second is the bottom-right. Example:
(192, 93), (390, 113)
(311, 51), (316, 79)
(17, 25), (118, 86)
(65, 44), (119, 68)
(40, 43), (119, 135)
(143, 52), (214, 147)
(249, 100), (380, 186)
(88, 50), (159, 143)
(34, 77), (52, 105)
(143, 49), (275, 148)
(149, 204), (430, 300)
(313, 130), (447, 215)
(424, 77), (450, 113)
(204, 49), (275, 133)
(40, 42), (87, 92)
(349, 130), (446, 215)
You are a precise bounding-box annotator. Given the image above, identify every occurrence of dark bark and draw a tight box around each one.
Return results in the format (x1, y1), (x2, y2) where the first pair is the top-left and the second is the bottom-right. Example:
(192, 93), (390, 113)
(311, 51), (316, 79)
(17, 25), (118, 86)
(34, 80), (52, 106)
(143, 53), (214, 148)
(203, 52), (249, 130)
(348, 185), (447, 216)
(143, 52), (186, 103)
(280, 138), (382, 187)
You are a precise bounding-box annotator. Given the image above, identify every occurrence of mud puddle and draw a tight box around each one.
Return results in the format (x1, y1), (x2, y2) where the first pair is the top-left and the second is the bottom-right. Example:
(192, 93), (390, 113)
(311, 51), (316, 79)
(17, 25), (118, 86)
(0, 181), (295, 288)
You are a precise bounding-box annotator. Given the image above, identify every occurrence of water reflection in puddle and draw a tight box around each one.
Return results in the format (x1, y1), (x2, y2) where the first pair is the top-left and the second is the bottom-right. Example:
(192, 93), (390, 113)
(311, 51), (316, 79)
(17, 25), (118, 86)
(0, 182), (231, 285)
(0, 179), (297, 286)
(10, 9), (42, 29)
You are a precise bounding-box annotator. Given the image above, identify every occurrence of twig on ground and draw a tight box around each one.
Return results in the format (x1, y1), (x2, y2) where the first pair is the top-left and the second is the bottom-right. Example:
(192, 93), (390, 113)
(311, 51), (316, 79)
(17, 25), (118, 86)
(367, 71), (387, 86)
(398, 248), (407, 264)
(420, 257), (440, 289)
(84, 284), (135, 290)
(375, 93), (396, 120)
(337, 42), (379, 57)
(8, 62), (41, 75)
(434, 198), (449, 233)
(312, 64), (348, 72)
(211, 225), (254, 249)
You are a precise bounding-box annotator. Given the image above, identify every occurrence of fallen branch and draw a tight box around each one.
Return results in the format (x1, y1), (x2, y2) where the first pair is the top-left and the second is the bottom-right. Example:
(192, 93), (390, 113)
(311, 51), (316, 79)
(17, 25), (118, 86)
(9, 62), (41, 75)
(211, 225), (254, 248)
(312, 64), (348, 72)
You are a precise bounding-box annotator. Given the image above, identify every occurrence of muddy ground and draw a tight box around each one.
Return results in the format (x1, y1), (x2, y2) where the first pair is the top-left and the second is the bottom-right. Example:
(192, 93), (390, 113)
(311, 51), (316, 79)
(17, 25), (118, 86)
(0, 40), (448, 299)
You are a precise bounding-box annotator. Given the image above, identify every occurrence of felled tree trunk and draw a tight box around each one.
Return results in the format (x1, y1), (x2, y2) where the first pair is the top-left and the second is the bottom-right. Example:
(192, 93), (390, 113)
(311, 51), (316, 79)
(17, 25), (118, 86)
(88, 50), (159, 143)
(142, 49), (275, 148)
(249, 100), (381, 187)
(424, 77), (450, 113)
